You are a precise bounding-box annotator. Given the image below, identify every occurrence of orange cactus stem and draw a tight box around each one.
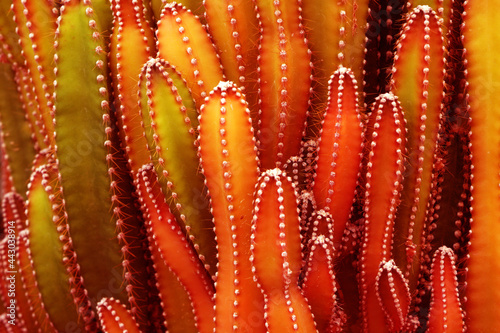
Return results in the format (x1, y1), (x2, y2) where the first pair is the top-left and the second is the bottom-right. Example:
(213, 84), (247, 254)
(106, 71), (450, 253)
(204, 0), (260, 127)
(302, 210), (346, 333)
(420, 0), (469, 305)
(198, 81), (265, 332)
(359, 92), (406, 332)
(251, 168), (317, 332)
(375, 260), (414, 332)
(390, 5), (445, 291)
(302, 0), (369, 137)
(149, 235), (198, 332)
(254, 0), (312, 169)
(11, 0), (57, 147)
(109, 0), (156, 172)
(97, 297), (142, 333)
(462, 0), (500, 330)
(135, 164), (215, 333)
(157, 2), (224, 108)
(312, 66), (363, 249)
(427, 246), (464, 333)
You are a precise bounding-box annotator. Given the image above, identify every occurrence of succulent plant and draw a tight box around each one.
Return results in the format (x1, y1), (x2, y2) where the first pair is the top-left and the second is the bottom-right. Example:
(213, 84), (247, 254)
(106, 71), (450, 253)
(0, 0), (497, 331)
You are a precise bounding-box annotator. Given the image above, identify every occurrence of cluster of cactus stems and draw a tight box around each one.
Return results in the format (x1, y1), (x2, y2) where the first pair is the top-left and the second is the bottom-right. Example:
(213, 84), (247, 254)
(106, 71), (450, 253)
(0, 0), (498, 331)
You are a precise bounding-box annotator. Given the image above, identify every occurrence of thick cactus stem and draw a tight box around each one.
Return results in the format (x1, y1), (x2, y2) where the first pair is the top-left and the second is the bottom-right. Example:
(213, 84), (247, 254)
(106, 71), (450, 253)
(391, 5), (444, 290)
(427, 246), (464, 333)
(97, 297), (142, 333)
(135, 164), (215, 333)
(157, 3), (224, 107)
(313, 66), (363, 249)
(254, 0), (312, 169)
(359, 92), (406, 333)
(375, 260), (412, 332)
(462, 1), (500, 329)
(251, 168), (317, 333)
(198, 81), (265, 332)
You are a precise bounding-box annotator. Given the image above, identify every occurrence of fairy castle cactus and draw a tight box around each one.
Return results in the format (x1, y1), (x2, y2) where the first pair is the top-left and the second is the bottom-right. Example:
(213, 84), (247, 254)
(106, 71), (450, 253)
(0, 0), (498, 332)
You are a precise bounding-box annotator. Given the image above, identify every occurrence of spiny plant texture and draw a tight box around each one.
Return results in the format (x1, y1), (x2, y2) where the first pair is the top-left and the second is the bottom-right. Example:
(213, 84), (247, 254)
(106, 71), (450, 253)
(0, 0), (496, 331)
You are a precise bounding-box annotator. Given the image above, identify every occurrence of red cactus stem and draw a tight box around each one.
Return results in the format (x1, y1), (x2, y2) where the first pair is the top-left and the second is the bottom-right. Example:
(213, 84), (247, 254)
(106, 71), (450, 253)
(105, 112), (157, 330)
(149, 237), (198, 332)
(11, 0), (56, 147)
(54, 0), (131, 310)
(302, 210), (346, 333)
(302, 0), (369, 138)
(300, 139), (318, 189)
(420, 0), (468, 307)
(198, 82), (265, 332)
(135, 164), (215, 333)
(109, 0), (156, 172)
(297, 190), (316, 252)
(427, 246), (464, 333)
(1, 192), (26, 234)
(363, 0), (407, 105)
(251, 169), (317, 332)
(359, 92), (406, 332)
(313, 66), (363, 249)
(391, 5), (444, 290)
(462, 1), (500, 330)
(26, 165), (96, 331)
(254, 0), (312, 169)
(375, 260), (413, 332)
(283, 156), (309, 191)
(0, 63), (36, 197)
(204, 0), (260, 127)
(138, 58), (216, 276)
(97, 297), (142, 333)
(157, 3), (224, 107)
(437, 0), (453, 36)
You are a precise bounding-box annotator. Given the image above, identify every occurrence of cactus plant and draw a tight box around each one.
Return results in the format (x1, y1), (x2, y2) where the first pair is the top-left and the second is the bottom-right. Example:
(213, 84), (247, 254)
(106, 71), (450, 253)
(0, 0), (495, 332)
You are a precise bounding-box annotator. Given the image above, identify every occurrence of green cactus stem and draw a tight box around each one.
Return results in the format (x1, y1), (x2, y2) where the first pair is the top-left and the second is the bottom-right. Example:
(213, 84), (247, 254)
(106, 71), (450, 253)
(53, 0), (129, 310)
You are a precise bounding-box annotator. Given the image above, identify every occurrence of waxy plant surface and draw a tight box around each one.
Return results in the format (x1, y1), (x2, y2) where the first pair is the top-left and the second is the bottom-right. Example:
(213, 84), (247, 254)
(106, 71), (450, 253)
(0, 0), (497, 332)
